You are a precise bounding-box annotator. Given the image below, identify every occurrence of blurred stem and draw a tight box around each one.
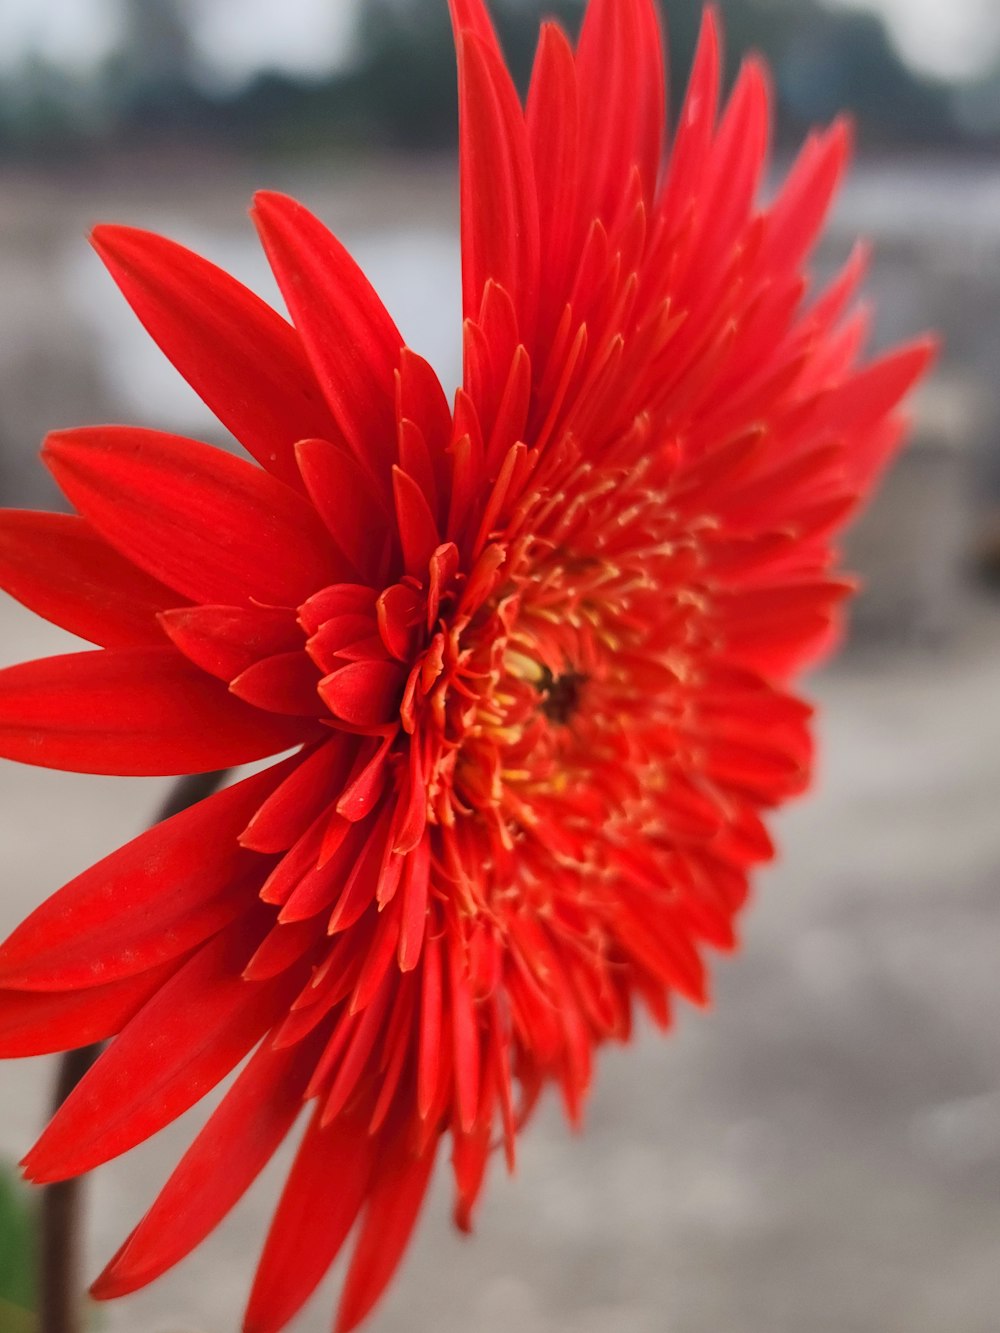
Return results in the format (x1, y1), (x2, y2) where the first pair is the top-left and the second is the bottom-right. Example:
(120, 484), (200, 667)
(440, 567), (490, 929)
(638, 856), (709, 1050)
(39, 769), (230, 1333)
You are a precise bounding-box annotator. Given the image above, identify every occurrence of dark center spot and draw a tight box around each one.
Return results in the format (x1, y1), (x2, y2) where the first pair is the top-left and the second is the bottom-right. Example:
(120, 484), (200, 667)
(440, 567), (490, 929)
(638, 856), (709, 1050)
(538, 667), (587, 724)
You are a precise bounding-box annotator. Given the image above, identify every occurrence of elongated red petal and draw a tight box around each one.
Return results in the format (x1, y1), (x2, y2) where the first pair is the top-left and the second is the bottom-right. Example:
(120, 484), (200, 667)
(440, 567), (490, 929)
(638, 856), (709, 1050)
(230, 651), (323, 716)
(240, 739), (355, 854)
(21, 927), (301, 1184)
(244, 1109), (377, 1333)
(577, 0), (666, 217)
(159, 605), (303, 682)
(44, 427), (337, 608)
(0, 761), (294, 991)
(319, 660), (405, 729)
(0, 647), (316, 775)
(335, 1135), (439, 1333)
(252, 192), (403, 477)
(447, 0), (502, 53)
(91, 1030), (324, 1300)
(91, 225), (338, 488)
(0, 511), (179, 648)
(455, 32), (540, 340)
(527, 23), (581, 343)
(296, 437), (393, 578)
(392, 465), (441, 578)
(0, 962), (178, 1057)
(762, 118), (852, 271)
(828, 338), (936, 437)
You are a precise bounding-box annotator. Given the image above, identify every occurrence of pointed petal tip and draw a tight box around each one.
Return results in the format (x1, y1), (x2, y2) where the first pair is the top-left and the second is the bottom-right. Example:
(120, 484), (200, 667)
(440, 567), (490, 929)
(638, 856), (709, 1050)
(40, 426), (101, 476)
(40, 426), (71, 458)
(248, 190), (288, 240)
(87, 221), (178, 274)
(88, 221), (139, 255)
(447, 0), (502, 49)
(19, 1152), (52, 1186)
(88, 1256), (134, 1303)
(884, 333), (941, 393)
(21, 1134), (86, 1185)
(831, 111), (855, 149)
(88, 1277), (115, 1303)
(914, 331), (941, 364)
(699, 4), (722, 51)
(87, 223), (112, 255)
(250, 189), (296, 227)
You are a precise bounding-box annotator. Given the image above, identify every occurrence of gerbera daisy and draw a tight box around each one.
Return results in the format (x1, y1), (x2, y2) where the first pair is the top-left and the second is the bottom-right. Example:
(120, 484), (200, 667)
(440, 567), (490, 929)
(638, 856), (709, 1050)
(0, 0), (931, 1329)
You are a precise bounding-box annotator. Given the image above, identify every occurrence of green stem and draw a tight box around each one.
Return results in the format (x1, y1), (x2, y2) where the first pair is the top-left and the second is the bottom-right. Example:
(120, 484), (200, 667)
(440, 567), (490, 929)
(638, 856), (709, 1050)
(39, 769), (229, 1333)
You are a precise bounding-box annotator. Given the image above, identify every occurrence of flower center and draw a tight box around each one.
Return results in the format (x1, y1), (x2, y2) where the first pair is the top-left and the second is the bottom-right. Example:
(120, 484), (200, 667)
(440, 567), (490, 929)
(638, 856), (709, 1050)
(537, 666), (587, 725)
(405, 446), (711, 923)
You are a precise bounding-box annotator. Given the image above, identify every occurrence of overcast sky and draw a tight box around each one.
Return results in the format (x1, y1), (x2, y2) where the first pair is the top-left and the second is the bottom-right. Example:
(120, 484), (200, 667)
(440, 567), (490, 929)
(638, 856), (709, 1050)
(0, 0), (998, 84)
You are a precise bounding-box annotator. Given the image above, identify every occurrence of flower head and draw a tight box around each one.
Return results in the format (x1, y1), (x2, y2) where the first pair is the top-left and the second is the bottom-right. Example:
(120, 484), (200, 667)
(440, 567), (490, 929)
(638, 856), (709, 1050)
(0, 1), (931, 1329)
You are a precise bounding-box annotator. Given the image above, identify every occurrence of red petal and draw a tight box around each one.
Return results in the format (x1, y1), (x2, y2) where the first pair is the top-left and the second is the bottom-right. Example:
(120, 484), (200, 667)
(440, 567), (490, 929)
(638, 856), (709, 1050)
(447, 0), (502, 52)
(335, 1134), (438, 1333)
(351, 897), (402, 1013)
(91, 224), (337, 489)
(336, 730), (397, 821)
(242, 918), (319, 982)
(392, 465), (441, 578)
(230, 651), (323, 716)
(298, 583), (377, 634)
(258, 807), (338, 909)
(21, 926), (301, 1184)
(0, 761), (292, 991)
(763, 119), (852, 271)
(827, 338), (936, 435)
(658, 7), (720, 217)
(44, 427), (336, 608)
(252, 192), (403, 477)
(484, 347), (531, 477)
(319, 660), (405, 729)
(0, 647), (317, 776)
(452, 1072), (495, 1232)
(159, 604), (302, 681)
(448, 932), (481, 1134)
(320, 981), (392, 1124)
(615, 901), (707, 1007)
(240, 739), (356, 854)
(576, 0), (666, 217)
(0, 962), (177, 1057)
(418, 931), (443, 1120)
(376, 583), (423, 661)
(244, 1109), (376, 1333)
(396, 348), (452, 485)
(527, 23), (582, 342)
(326, 807), (395, 935)
(296, 437), (393, 579)
(696, 56), (771, 266)
(398, 836), (431, 972)
(278, 817), (371, 924)
(455, 32), (540, 341)
(91, 1030), (323, 1300)
(0, 511), (179, 648)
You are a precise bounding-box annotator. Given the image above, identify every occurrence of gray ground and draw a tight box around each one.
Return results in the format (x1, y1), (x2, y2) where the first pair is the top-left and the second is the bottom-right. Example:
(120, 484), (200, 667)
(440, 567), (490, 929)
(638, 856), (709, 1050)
(0, 153), (998, 1332)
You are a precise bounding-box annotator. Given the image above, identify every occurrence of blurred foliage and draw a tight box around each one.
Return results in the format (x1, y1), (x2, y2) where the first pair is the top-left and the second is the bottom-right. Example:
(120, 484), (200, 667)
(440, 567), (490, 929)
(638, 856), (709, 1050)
(0, 1164), (37, 1328)
(0, 0), (993, 159)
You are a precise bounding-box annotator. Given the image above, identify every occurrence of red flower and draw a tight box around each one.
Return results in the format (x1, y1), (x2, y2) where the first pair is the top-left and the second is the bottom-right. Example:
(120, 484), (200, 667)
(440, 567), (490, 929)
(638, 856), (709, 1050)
(0, 1), (931, 1329)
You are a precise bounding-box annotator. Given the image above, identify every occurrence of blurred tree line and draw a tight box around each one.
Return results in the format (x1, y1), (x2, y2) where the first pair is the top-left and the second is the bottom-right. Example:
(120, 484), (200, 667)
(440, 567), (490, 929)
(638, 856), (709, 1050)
(0, 0), (996, 160)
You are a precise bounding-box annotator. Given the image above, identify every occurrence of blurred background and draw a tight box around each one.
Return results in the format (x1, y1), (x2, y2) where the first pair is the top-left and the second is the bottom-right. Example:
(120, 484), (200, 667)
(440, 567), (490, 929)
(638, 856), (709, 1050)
(0, 1), (998, 1331)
